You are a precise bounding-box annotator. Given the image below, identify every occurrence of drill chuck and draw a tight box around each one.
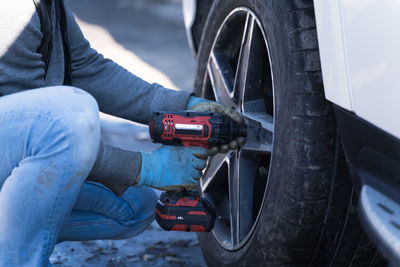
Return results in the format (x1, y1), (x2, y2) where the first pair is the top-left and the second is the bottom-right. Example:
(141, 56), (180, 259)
(206, 115), (247, 146)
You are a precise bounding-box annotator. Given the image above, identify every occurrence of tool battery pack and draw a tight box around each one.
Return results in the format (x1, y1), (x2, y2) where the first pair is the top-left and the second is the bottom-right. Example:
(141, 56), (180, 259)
(155, 190), (216, 232)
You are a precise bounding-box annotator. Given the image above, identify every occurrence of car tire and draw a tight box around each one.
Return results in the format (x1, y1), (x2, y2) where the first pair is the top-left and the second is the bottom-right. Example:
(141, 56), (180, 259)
(190, 0), (213, 52)
(193, 0), (386, 266)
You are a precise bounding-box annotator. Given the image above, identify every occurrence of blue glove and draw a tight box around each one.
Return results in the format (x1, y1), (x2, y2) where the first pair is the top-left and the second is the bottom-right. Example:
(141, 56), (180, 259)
(186, 96), (246, 155)
(186, 95), (213, 109)
(138, 146), (208, 191)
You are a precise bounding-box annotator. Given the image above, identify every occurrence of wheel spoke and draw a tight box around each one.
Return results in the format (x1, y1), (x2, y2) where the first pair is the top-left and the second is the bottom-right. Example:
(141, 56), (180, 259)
(241, 111), (274, 153)
(208, 52), (236, 107)
(201, 152), (229, 193)
(234, 14), (255, 101)
(228, 151), (240, 246)
(228, 151), (259, 245)
(245, 111), (274, 133)
(237, 151), (260, 240)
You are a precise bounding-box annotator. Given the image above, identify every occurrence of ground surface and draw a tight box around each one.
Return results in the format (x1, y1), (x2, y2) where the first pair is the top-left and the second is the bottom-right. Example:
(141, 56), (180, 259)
(50, 0), (207, 266)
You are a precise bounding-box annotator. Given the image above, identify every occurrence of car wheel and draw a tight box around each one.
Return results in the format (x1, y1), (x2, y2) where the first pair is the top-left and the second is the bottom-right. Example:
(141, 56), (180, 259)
(193, 0), (386, 266)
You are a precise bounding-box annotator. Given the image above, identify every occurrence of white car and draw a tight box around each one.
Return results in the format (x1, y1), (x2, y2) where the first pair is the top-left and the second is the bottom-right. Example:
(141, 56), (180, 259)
(183, 0), (400, 266)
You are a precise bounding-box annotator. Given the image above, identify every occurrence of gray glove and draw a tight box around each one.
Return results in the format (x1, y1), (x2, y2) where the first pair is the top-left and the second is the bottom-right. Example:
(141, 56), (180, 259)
(187, 97), (246, 155)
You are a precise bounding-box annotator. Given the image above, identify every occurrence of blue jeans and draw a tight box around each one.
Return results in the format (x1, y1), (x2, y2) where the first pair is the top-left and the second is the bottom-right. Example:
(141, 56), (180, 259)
(0, 86), (158, 266)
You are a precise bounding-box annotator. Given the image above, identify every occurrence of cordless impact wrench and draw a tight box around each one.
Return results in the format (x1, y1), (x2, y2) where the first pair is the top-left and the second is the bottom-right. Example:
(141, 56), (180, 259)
(149, 111), (247, 232)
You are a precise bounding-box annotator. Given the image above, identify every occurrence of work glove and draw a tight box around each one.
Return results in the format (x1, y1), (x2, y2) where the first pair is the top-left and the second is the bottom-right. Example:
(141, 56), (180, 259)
(186, 96), (246, 155)
(138, 146), (208, 191)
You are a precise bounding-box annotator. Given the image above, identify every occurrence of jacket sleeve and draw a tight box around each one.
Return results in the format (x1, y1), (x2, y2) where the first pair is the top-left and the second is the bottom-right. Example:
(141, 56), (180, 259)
(62, 0), (191, 124)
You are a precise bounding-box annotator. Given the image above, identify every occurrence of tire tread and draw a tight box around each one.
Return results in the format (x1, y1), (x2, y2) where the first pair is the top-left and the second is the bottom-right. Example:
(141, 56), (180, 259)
(281, 2), (384, 266)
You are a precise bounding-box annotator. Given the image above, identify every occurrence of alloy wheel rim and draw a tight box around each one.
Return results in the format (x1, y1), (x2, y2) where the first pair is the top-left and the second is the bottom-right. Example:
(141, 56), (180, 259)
(200, 7), (275, 251)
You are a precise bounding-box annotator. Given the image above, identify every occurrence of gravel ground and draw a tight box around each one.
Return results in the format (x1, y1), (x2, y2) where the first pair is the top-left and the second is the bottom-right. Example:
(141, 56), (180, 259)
(51, 221), (204, 267)
(50, 0), (206, 266)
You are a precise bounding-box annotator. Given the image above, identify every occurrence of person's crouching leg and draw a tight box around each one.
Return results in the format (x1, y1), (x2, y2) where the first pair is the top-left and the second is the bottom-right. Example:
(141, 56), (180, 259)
(0, 86), (101, 266)
(58, 182), (158, 241)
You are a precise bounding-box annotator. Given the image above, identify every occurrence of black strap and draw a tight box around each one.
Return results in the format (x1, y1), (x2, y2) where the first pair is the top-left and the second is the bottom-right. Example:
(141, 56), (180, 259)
(33, 0), (72, 85)
(33, 0), (52, 77)
(55, 0), (72, 85)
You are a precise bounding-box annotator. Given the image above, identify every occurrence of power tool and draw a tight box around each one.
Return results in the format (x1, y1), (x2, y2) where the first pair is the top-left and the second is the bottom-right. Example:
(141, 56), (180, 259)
(149, 110), (247, 232)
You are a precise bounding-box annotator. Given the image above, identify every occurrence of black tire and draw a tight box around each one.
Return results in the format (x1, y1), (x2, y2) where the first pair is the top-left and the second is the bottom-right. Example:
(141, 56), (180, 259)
(190, 0), (214, 52)
(193, 0), (386, 266)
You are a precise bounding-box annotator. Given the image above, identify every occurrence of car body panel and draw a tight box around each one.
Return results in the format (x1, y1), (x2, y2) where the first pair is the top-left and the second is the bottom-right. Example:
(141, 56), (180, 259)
(313, 0), (354, 111)
(315, 1), (400, 263)
(314, 0), (400, 139)
(342, 0), (400, 140)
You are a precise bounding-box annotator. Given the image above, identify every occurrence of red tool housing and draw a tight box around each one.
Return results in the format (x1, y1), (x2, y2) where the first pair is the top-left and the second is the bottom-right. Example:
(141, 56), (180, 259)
(149, 111), (247, 149)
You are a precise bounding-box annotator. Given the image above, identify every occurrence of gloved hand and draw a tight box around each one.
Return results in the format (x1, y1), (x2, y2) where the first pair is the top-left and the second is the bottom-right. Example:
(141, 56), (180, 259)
(186, 96), (246, 155)
(138, 146), (208, 191)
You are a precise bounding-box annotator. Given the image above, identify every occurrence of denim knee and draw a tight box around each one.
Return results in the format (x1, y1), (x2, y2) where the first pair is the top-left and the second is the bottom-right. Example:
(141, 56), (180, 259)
(0, 86), (101, 176)
(29, 86), (101, 178)
(57, 185), (159, 242)
(115, 187), (158, 239)
(54, 86), (101, 174)
(123, 186), (158, 221)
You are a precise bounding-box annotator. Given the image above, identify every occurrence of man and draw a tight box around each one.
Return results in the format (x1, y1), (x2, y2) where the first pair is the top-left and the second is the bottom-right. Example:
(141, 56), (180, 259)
(0, 0), (243, 266)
